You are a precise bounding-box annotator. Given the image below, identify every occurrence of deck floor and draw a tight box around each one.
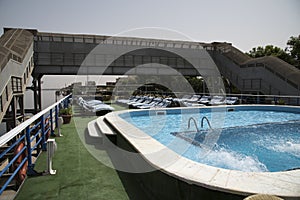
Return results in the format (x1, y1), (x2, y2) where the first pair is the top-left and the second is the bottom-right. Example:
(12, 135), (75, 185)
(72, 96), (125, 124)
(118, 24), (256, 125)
(15, 117), (130, 200)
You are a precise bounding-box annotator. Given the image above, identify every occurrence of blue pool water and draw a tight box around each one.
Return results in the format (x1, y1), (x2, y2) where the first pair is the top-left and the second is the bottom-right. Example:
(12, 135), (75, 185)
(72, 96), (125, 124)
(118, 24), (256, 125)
(121, 108), (300, 172)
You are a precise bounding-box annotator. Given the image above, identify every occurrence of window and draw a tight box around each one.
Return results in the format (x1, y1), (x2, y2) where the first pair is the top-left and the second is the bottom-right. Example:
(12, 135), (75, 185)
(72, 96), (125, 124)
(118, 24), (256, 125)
(158, 42), (165, 47)
(53, 37), (62, 42)
(182, 44), (189, 49)
(84, 37), (94, 43)
(11, 77), (22, 93)
(95, 37), (106, 44)
(105, 39), (113, 44)
(63, 37), (73, 42)
(131, 40), (137, 46)
(174, 43), (181, 48)
(41, 36), (50, 41)
(166, 43), (173, 48)
(115, 40), (122, 45)
(74, 37), (83, 43)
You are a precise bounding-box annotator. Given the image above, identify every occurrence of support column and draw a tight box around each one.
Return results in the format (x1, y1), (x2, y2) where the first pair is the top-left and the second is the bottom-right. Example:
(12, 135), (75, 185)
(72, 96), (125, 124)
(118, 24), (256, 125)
(33, 76), (42, 114)
(5, 96), (17, 132)
(33, 78), (38, 114)
(37, 78), (42, 111)
(11, 96), (17, 128)
(17, 94), (25, 123)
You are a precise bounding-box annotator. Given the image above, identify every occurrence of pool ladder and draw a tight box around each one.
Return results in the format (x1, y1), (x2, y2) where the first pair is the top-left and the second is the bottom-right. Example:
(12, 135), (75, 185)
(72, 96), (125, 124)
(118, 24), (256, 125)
(201, 116), (212, 129)
(187, 116), (212, 132)
(188, 117), (200, 132)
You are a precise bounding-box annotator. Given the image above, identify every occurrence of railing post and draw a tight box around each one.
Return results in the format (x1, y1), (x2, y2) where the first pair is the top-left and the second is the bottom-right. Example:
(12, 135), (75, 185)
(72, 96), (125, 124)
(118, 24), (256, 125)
(50, 109), (54, 136)
(64, 98), (68, 108)
(256, 93), (260, 104)
(55, 105), (59, 129)
(25, 126), (34, 174)
(41, 115), (46, 151)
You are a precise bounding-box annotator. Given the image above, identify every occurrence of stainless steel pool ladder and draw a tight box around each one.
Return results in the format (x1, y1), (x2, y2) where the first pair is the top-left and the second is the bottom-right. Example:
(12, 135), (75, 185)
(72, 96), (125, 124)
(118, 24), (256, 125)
(201, 116), (212, 129)
(188, 116), (212, 132)
(187, 117), (200, 132)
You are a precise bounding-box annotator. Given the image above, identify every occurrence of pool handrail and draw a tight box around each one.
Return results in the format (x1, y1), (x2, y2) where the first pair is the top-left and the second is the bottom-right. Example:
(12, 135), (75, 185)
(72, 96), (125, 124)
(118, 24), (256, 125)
(187, 117), (200, 132)
(200, 116), (212, 129)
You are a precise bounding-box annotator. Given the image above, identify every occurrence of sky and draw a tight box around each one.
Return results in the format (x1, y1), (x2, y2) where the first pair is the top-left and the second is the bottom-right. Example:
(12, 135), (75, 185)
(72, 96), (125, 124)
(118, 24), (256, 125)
(0, 0), (300, 88)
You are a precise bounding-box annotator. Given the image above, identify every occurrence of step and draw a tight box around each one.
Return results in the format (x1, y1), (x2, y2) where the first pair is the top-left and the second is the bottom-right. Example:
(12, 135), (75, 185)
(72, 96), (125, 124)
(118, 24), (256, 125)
(96, 116), (115, 136)
(87, 119), (102, 138)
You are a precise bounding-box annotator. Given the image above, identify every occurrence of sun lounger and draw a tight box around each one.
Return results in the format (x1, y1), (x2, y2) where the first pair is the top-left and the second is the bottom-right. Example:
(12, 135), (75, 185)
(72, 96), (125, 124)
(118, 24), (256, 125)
(130, 97), (154, 108)
(138, 98), (162, 109)
(225, 97), (239, 105)
(177, 95), (192, 102)
(186, 95), (201, 103)
(209, 96), (225, 105)
(198, 96), (211, 105)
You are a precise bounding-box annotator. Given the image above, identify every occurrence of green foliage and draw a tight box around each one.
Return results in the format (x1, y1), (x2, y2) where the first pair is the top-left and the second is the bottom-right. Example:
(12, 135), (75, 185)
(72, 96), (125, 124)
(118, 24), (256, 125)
(185, 76), (204, 93)
(277, 99), (285, 105)
(246, 45), (293, 64)
(59, 106), (72, 115)
(246, 35), (300, 69)
(135, 83), (172, 95)
(286, 35), (300, 69)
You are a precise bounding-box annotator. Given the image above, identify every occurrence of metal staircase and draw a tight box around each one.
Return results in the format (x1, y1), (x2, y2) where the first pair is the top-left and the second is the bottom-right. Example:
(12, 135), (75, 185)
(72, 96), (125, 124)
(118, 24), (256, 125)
(0, 29), (34, 127)
(206, 43), (300, 97)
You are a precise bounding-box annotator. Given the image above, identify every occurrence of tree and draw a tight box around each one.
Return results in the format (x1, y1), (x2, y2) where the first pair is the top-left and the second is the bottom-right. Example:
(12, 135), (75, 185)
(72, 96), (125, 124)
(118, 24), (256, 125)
(246, 45), (293, 64)
(246, 36), (300, 69)
(286, 35), (300, 69)
(185, 76), (204, 93)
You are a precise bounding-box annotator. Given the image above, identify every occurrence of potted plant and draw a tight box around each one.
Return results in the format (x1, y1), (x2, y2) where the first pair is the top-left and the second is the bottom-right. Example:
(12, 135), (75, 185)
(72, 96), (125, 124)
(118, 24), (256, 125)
(277, 99), (285, 105)
(59, 106), (72, 124)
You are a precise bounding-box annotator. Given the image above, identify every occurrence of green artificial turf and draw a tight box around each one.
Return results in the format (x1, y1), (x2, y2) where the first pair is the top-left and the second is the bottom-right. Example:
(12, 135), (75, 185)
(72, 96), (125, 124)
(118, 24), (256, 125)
(15, 119), (129, 200)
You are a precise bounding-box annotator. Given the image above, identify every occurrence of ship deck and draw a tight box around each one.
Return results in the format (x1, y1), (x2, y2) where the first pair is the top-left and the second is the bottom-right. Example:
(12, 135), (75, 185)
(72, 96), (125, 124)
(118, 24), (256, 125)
(15, 116), (132, 200)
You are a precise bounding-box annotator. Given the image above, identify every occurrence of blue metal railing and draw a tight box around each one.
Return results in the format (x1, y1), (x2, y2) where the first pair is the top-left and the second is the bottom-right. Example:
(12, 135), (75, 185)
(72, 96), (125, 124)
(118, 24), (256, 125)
(0, 94), (72, 195)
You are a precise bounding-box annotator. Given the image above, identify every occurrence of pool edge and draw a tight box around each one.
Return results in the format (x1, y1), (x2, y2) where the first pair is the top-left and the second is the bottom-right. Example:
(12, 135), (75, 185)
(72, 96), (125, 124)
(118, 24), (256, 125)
(105, 105), (300, 199)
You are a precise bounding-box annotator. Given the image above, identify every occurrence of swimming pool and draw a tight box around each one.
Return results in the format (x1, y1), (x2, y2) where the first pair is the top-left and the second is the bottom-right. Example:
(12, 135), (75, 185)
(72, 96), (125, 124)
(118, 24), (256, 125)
(105, 105), (300, 198)
(120, 107), (300, 172)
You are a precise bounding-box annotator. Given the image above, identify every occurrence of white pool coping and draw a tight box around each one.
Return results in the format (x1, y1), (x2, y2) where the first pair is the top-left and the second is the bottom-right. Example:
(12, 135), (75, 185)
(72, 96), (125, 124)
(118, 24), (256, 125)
(105, 105), (300, 198)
